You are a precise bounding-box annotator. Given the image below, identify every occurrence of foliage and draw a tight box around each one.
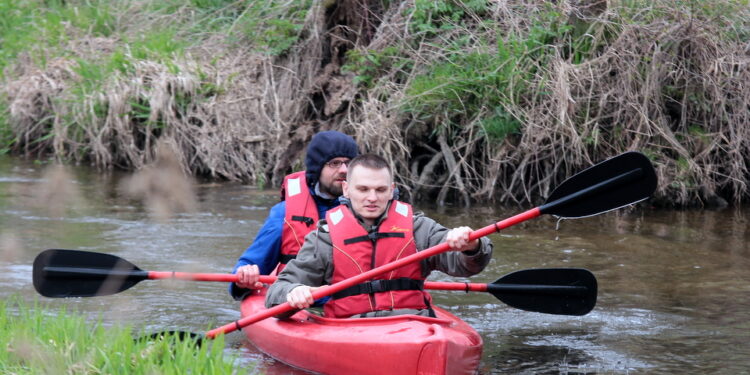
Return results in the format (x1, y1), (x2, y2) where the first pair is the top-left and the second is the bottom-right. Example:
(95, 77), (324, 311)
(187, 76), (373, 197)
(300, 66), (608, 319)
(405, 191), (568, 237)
(230, 0), (313, 56)
(410, 0), (488, 36)
(0, 0), (116, 76)
(403, 9), (574, 143)
(0, 297), (245, 374)
(343, 46), (410, 88)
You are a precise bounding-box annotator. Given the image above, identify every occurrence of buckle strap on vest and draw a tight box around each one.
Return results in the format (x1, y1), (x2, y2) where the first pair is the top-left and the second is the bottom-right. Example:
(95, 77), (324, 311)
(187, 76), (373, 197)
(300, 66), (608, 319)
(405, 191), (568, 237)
(278, 254), (297, 264)
(332, 278), (424, 300)
(291, 215), (315, 227)
(343, 232), (405, 245)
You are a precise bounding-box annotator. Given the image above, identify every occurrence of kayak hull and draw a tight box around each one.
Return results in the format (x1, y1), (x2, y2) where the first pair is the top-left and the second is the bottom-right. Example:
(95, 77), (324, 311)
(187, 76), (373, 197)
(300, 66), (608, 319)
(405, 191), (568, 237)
(240, 288), (483, 375)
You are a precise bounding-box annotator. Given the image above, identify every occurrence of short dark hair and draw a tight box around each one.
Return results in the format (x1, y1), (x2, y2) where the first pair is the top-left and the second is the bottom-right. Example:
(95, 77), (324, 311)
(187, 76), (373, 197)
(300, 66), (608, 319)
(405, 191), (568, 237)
(346, 154), (392, 182)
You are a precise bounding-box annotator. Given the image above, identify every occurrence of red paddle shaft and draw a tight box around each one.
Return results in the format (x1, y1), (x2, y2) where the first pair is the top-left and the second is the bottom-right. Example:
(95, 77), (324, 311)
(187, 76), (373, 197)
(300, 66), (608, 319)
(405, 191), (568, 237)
(147, 271), (275, 284)
(205, 207), (541, 338)
(424, 281), (489, 292)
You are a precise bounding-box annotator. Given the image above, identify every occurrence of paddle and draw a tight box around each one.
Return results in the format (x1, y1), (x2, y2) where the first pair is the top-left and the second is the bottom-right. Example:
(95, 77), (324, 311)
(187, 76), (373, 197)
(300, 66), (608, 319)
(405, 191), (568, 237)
(205, 151), (656, 338)
(33, 249), (596, 315)
(428, 268), (597, 316)
(32, 248), (276, 298)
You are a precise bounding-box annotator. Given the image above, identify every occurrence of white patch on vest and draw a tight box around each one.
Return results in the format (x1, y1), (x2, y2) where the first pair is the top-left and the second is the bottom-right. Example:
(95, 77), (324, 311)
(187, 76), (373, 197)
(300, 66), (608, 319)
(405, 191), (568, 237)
(329, 209), (344, 225)
(287, 178), (301, 197)
(395, 201), (408, 217)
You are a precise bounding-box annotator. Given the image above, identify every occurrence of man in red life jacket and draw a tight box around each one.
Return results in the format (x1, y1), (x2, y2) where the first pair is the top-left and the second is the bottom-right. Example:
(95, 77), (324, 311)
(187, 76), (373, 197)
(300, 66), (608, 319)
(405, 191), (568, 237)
(229, 131), (358, 300)
(265, 154), (493, 318)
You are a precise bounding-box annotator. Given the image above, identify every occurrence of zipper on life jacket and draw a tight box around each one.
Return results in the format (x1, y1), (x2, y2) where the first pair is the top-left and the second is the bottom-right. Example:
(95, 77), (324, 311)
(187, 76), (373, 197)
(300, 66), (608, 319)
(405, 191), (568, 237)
(368, 231), (378, 310)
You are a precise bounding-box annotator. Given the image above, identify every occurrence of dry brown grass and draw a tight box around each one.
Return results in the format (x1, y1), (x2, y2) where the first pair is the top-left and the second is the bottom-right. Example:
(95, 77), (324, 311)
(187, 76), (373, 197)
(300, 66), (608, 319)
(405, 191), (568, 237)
(341, 0), (750, 207)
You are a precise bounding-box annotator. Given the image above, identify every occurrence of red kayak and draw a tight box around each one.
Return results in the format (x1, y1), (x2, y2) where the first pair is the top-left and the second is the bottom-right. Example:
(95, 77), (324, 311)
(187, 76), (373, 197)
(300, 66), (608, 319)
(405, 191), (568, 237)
(240, 287), (483, 375)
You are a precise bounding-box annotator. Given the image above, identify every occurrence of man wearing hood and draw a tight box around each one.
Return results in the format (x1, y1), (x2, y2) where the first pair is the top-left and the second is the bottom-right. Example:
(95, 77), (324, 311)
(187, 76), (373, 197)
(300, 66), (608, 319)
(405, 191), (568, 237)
(229, 130), (358, 300)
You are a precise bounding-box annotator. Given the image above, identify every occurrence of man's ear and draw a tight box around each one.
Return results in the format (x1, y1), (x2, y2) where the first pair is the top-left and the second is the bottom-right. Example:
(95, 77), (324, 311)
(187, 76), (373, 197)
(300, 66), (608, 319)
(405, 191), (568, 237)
(342, 181), (349, 198)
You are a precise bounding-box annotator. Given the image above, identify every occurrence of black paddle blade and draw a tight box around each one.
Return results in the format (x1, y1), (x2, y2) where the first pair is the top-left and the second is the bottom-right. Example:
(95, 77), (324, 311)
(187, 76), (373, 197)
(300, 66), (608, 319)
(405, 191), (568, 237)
(541, 152), (657, 218)
(489, 268), (597, 316)
(33, 249), (148, 298)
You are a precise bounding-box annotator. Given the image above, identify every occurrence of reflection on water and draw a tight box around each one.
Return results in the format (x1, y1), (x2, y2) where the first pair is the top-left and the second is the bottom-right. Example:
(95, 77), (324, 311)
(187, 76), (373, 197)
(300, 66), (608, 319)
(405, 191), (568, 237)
(1, 156), (749, 374)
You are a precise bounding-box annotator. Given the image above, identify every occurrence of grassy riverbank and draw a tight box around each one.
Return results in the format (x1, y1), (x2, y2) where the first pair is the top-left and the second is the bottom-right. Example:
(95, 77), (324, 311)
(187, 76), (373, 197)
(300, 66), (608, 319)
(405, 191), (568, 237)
(1, 0), (749, 207)
(0, 298), (244, 374)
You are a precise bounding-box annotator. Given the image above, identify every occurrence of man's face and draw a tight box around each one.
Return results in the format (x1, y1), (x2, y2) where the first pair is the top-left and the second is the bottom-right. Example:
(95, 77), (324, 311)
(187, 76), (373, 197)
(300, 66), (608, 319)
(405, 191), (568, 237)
(318, 157), (350, 197)
(343, 165), (394, 224)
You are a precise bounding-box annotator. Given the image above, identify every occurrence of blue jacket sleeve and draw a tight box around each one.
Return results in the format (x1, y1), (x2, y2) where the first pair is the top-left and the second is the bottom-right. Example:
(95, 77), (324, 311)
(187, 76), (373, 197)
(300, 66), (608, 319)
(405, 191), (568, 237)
(228, 201), (285, 300)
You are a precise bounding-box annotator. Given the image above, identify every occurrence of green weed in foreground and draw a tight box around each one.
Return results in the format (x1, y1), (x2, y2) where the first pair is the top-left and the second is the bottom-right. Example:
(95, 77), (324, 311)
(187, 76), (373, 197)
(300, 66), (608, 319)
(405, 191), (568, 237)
(0, 298), (246, 374)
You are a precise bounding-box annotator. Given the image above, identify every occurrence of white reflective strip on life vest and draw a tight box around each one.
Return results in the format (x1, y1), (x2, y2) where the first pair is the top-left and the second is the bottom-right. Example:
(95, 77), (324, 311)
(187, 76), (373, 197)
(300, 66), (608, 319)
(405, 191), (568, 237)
(395, 201), (408, 217)
(329, 208), (344, 225)
(287, 178), (301, 197)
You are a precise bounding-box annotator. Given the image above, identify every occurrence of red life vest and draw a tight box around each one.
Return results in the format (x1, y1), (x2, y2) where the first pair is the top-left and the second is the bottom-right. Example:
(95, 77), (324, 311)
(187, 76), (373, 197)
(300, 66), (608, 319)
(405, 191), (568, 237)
(279, 171), (318, 272)
(324, 201), (429, 318)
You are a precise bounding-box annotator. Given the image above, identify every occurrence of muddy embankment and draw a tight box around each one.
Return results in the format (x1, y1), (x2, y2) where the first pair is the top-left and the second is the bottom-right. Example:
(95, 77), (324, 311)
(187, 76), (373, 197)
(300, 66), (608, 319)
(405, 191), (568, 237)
(1, 0), (749, 208)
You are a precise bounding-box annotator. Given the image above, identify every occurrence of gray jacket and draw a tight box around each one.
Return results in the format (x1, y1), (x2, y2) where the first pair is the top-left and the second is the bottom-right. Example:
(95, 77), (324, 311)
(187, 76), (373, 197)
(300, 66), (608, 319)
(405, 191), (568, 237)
(265, 207), (493, 318)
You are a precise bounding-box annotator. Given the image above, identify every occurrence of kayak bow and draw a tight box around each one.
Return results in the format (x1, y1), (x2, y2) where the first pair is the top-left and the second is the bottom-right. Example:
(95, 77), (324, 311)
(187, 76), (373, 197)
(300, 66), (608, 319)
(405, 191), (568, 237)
(240, 287), (482, 375)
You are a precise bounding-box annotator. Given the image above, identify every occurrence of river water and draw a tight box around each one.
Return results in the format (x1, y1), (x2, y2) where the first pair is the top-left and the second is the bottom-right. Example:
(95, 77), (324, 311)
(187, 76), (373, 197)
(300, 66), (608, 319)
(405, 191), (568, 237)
(1, 156), (748, 374)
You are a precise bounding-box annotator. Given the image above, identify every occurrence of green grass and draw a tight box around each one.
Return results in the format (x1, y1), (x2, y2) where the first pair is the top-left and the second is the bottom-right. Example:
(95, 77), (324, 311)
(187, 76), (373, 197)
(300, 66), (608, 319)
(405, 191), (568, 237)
(397, 0), (750, 149)
(0, 0), (118, 76)
(343, 46), (411, 88)
(0, 0), (310, 152)
(228, 0), (313, 55)
(409, 0), (489, 36)
(402, 14), (570, 142)
(0, 297), (246, 374)
(0, 0), (313, 79)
